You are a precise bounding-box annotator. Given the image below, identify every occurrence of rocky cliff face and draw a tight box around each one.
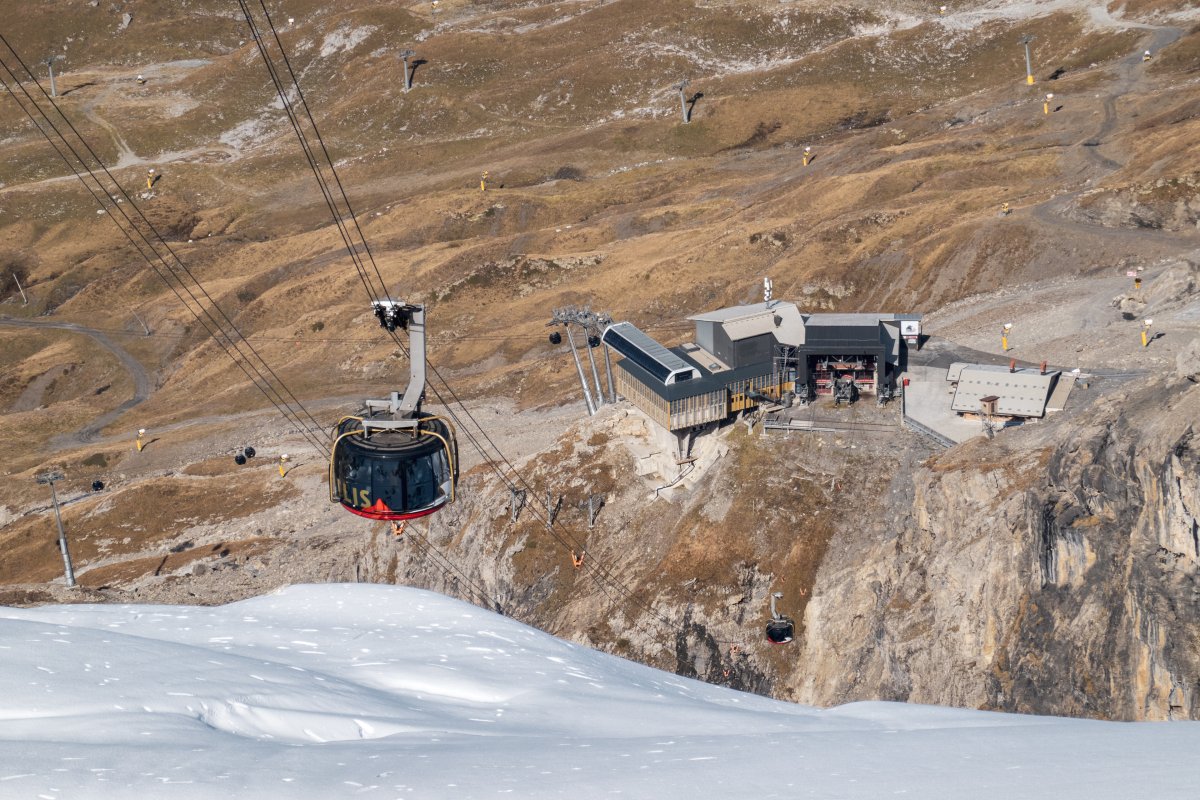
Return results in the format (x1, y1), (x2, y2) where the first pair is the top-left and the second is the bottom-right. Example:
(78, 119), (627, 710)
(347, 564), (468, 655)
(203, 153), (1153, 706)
(46, 366), (1196, 724)
(297, 373), (1200, 722)
(796, 375), (1200, 721)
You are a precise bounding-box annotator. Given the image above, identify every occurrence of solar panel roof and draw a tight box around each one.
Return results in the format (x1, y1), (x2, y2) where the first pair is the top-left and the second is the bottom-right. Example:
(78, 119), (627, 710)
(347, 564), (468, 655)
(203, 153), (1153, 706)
(602, 322), (698, 385)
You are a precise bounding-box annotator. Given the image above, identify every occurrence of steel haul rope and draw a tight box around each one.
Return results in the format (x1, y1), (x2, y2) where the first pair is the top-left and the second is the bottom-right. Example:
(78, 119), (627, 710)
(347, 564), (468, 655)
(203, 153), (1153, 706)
(0, 36), (330, 459)
(237, 4), (750, 656)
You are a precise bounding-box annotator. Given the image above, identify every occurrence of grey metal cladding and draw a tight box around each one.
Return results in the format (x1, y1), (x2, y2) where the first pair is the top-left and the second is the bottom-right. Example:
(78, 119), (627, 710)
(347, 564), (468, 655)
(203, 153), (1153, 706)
(801, 323), (884, 351)
(730, 333), (774, 368)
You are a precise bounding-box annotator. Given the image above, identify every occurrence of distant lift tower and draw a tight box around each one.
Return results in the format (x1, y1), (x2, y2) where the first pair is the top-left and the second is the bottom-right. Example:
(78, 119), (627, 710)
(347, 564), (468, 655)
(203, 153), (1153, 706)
(44, 54), (65, 97)
(400, 49), (416, 92)
(672, 79), (692, 123)
(35, 471), (76, 588)
(549, 306), (615, 416)
(1020, 35), (1035, 85)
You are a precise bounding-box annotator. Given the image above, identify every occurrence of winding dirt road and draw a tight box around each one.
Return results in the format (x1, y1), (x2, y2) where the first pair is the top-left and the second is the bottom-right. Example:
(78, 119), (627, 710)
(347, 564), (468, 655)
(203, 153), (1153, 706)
(1030, 25), (1195, 248)
(0, 60), (243, 199)
(0, 317), (152, 446)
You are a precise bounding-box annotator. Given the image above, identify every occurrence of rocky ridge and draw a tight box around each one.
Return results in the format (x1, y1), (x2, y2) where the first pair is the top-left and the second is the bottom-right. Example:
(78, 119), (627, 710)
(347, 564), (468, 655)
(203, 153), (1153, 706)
(798, 367), (1200, 720)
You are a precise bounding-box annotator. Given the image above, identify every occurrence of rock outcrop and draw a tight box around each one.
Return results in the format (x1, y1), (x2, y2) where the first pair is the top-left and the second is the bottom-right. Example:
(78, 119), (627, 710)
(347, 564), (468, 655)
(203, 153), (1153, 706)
(1072, 176), (1200, 232)
(796, 378), (1200, 720)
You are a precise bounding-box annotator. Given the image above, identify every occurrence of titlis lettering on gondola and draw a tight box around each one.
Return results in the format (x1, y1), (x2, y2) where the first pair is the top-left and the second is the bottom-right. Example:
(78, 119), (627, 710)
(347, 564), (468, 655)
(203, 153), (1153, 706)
(338, 480), (370, 508)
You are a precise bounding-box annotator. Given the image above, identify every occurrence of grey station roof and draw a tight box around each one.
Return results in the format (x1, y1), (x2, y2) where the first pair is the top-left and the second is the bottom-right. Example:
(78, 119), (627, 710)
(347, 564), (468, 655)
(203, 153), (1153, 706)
(613, 345), (775, 402)
(946, 362), (970, 382)
(688, 302), (777, 323)
(803, 312), (917, 326)
(950, 363), (1061, 418)
(687, 305), (923, 349)
(607, 303), (925, 406)
(688, 301), (806, 345)
(602, 322), (699, 385)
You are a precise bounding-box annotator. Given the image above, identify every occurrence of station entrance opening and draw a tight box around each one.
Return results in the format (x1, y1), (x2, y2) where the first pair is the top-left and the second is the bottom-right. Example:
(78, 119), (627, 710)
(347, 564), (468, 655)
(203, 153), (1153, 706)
(810, 354), (880, 396)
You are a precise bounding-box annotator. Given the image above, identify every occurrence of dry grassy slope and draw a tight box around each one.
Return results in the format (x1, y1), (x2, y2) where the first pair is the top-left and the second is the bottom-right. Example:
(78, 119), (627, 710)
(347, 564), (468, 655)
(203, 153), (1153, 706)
(2, 0), (1200, 711)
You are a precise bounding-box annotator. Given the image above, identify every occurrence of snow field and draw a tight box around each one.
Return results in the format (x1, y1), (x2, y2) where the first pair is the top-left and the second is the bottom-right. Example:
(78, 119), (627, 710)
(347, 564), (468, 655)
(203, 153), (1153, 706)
(1, 584), (1197, 799)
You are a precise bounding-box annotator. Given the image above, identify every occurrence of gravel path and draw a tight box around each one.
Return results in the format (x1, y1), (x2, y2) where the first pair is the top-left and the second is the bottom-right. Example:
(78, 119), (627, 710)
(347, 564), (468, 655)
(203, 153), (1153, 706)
(0, 316), (152, 445)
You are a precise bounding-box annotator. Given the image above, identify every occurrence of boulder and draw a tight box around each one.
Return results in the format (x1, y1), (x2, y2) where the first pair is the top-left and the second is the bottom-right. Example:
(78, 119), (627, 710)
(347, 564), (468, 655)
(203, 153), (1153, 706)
(1147, 257), (1199, 309)
(1177, 336), (1200, 381)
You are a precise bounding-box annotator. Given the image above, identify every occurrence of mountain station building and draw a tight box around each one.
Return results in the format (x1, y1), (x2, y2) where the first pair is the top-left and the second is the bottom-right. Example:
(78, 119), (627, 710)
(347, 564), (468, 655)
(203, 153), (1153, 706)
(602, 301), (922, 434)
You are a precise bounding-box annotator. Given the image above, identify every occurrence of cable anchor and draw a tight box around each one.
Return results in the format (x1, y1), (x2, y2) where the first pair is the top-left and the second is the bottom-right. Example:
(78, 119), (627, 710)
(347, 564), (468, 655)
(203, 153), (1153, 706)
(372, 299), (412, 333)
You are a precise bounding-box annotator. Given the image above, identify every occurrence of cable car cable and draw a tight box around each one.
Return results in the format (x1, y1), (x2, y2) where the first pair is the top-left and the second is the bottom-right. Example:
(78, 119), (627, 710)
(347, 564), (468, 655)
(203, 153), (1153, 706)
(236, 5), (382, 308)
(243, 0), (390, 301)
(0, 48), (330, 458)
(236, 0), (392, 309)
(238, 11), (733, 654)
(403, 525), (503, 613)
(235, 3), (384, 314)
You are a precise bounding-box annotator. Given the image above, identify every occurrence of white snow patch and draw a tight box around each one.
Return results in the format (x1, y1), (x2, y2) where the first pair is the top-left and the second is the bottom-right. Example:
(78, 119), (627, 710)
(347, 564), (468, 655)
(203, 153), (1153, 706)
(218, 114), (278, 151)
(162, 94), (200, 119)
(853, 13), (923, 38)
(319, 25), (377, 58)
(937, 0), (1165, 32)
(631, 41), (807, 77)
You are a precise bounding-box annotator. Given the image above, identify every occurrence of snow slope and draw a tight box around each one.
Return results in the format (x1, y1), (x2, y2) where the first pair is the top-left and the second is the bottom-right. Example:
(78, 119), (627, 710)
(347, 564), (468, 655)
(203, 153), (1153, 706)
(1, 584), (1197, 799)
